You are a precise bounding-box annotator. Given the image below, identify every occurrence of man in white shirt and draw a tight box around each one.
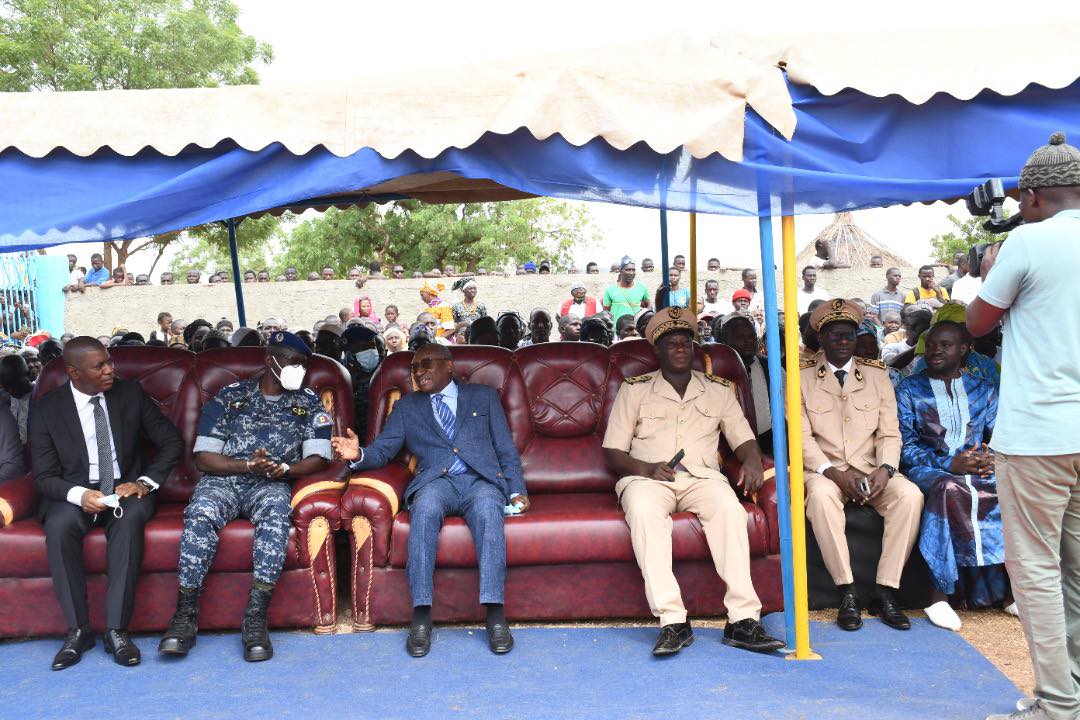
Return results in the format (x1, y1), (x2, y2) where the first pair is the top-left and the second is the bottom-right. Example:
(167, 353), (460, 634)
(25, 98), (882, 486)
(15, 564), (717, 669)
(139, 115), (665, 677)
(796, 267), (830, 314)
(968, 132), (1080, 720)
(30, 337), (182, 670)
(949, 254), (982, 305)
(699, 279), (733, 317)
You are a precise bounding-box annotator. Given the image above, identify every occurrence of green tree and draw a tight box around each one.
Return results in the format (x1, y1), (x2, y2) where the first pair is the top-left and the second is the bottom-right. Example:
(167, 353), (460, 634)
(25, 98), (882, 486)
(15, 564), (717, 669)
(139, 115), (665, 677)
(169, 215), (287, 276)
(1, 0), (275, 268)
(929, 213), (1010, 263)
(277, 199), (596, 276)
(0, 0), (272, 92)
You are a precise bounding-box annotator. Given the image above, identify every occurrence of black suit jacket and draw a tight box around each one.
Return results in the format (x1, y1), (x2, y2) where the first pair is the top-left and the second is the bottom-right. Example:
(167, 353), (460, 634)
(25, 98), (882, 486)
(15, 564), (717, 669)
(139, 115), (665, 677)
(30, 378), (183, 504)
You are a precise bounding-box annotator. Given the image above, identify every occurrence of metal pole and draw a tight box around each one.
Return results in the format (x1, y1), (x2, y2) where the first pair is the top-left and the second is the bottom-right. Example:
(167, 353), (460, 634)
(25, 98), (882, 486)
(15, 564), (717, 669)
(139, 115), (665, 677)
(781, 214), (818, 660)
(758, 216), (796, 650)
(659, 208), (670, 307)
(226, 218), (247, 328)
(688, 212), (698, 313)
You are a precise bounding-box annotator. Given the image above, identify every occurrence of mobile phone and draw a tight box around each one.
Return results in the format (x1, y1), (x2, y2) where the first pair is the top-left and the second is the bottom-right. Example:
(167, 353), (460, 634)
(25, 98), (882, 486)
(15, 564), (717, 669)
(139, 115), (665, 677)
(858, 477), (871, 496)
(667, 449), (685, 470)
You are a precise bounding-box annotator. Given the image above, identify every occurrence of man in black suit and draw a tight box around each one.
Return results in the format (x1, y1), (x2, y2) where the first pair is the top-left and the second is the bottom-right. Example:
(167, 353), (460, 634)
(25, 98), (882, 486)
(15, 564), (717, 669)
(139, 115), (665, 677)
(31, 337), (182, 670)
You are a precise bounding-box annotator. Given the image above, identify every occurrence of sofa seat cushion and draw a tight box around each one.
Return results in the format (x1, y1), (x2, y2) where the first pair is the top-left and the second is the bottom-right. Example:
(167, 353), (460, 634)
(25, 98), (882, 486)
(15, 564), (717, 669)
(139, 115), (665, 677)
(388, 491), (769, 569)
(0, 503), (303, 578)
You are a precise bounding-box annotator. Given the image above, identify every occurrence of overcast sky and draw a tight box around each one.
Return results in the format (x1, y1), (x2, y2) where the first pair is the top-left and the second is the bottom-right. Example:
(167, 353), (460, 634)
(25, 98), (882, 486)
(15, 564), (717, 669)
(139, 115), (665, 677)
(59, 0), (1066, 274)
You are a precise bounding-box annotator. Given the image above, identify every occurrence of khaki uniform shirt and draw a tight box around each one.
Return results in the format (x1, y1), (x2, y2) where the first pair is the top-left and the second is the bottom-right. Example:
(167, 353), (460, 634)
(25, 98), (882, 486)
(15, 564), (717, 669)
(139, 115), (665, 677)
(602, 370), (755, 481)
(799, 356), (901, 475)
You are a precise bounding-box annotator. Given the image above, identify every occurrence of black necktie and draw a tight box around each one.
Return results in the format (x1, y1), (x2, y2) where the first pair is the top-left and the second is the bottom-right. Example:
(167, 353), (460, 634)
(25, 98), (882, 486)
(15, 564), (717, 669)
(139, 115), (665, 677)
(90, 396), (115, 495)
(834, 369), (847, 388)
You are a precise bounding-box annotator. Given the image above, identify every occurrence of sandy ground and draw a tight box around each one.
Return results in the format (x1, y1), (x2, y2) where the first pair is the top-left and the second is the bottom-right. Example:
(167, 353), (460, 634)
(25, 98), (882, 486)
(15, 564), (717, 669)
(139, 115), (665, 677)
(61, 264), (926, 337)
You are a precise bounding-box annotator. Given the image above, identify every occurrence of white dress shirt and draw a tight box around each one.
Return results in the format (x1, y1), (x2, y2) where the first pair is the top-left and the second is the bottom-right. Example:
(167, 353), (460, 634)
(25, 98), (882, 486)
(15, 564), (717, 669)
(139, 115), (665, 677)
(65, 382), (157, 506)
(815, 358), (854, 477)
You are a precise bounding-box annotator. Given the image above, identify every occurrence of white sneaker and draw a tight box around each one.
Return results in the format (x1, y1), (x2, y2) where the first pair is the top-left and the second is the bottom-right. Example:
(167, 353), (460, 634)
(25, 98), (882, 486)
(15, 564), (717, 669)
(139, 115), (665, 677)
(1015, 698), (1036, 711)
(924, 600), (962, 631)
(1004, 602), (1020, 618)
(985, 700), (1049, 719)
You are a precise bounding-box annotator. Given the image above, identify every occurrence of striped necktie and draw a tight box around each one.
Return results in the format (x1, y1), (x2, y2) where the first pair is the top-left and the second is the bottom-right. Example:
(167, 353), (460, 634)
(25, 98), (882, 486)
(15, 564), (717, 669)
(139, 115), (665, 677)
(432, 393), (467, 475)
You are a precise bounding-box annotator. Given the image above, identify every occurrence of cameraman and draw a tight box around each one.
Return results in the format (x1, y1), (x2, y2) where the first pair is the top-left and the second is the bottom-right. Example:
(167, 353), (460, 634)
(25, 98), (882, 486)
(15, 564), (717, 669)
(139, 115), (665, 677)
(968, 132), (1080, 720)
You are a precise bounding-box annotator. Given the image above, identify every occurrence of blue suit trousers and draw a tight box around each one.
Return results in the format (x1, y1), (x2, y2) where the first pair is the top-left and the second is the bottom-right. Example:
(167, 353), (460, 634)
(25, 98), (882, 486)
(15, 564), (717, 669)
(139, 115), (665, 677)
(407, 474), (506, 606)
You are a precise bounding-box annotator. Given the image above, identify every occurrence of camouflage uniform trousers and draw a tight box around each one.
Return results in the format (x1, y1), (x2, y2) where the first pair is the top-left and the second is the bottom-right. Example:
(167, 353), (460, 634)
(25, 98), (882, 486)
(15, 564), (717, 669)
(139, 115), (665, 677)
(177, 474), (293, 589)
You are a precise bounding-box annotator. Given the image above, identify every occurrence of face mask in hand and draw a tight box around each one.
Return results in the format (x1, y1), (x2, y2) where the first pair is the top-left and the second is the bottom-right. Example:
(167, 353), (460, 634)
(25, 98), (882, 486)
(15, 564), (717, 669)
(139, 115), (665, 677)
(272, 357), (307, 391)
(352, 349), (380, 372)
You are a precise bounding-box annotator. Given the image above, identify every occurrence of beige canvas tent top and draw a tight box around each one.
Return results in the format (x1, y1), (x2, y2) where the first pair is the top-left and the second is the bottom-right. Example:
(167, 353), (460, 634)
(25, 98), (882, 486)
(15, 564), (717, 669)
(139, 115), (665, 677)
(2, 23), (1079, 172)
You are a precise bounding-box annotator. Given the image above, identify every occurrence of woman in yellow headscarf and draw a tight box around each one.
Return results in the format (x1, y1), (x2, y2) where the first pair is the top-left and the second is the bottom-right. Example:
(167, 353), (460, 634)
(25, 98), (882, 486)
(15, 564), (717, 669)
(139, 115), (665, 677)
(419, 281), (453, 327)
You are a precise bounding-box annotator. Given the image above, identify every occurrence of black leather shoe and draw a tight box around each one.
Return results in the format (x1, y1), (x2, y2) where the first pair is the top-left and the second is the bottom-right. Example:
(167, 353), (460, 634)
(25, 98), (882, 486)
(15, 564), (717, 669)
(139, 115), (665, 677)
(722, 618), (785, 653)
(652, 622), (694, 656)
(103, 629), (141, 667)
(837, 590), (863, 631)
(51, 626), (94, 670)
(406, 622), (432, 657)
(869, 588), (911, 630)
(241, 585), (274, 662)
(487, 622), (514, 655)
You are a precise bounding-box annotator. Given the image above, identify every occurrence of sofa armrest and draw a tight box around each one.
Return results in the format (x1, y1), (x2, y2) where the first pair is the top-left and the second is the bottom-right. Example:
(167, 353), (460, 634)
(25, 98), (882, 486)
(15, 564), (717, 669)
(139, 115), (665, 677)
(339, 461), (412, 567)
(0, 472), (38, 529)
(723, 454), (780, 555)
(290, 462), (349, 566)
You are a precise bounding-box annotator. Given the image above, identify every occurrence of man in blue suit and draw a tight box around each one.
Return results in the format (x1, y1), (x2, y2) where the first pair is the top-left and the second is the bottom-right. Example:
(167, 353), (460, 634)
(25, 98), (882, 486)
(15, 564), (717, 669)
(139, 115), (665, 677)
(332, 343), (528, 657)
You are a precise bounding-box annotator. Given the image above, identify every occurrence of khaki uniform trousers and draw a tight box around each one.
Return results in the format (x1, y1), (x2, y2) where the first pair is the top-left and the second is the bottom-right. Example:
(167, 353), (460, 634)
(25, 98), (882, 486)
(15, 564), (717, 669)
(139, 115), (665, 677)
(804, 472), (923, 588)
(617, 471), (761, 626)
(997, 452), (1080, 720)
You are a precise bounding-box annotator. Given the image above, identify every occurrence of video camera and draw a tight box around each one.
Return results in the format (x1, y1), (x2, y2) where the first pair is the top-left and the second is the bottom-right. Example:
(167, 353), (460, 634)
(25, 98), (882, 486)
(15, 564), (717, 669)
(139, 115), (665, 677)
(964, 178), (1023, 278)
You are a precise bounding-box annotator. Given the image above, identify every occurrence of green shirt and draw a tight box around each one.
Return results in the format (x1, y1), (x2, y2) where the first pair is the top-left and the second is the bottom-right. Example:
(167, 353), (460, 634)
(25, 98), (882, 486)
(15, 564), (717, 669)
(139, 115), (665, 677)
(603, 282), (649, 321)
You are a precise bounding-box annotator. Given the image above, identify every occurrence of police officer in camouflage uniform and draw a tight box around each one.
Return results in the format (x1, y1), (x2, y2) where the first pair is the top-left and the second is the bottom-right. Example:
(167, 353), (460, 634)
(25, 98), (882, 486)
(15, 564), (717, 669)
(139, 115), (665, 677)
(159, 332), (332, 662)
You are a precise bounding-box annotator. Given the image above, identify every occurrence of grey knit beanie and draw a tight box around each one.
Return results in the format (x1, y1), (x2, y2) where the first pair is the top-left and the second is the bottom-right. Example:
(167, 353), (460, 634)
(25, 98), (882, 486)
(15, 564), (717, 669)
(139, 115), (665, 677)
(1019, 132), (1080, 189)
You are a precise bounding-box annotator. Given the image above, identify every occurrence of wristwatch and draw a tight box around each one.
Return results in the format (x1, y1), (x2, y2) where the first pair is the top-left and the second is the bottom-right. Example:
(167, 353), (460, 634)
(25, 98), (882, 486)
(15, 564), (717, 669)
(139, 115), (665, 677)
(879, 463), (896, 479)
(136, 478), (155, 491)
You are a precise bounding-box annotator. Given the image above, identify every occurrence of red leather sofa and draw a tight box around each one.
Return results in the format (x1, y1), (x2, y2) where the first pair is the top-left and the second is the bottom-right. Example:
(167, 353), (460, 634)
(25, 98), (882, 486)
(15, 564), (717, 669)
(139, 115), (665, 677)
(0, 347), (352, 637)
(339, 340), (781, 629)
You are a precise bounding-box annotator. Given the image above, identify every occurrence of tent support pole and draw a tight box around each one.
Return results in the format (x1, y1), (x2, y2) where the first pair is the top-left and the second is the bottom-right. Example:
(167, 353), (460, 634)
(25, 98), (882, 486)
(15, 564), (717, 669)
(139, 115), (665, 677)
(225, 218), (247, 328)
(758, 216), (796, 651)
(781, 214), (819, 661)
(688, 212), (697, 312)
(659, 208), (670, 297)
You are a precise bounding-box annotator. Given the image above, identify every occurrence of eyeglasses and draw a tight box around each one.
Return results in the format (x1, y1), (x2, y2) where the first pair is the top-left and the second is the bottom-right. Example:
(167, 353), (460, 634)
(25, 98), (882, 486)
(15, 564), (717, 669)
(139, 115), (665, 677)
(410, 358), (448, 372)
(826, 330), (857, 342)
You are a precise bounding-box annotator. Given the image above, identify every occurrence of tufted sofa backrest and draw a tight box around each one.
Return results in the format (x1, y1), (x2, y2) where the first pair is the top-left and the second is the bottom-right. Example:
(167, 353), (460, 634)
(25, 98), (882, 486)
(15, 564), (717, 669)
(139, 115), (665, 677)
(33, 346), (353, 503)
(364, 341), (759, 496)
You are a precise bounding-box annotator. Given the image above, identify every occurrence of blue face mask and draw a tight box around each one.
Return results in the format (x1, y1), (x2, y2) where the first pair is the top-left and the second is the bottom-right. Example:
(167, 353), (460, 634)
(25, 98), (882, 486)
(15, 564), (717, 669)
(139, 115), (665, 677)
(351, 349), (380, 372)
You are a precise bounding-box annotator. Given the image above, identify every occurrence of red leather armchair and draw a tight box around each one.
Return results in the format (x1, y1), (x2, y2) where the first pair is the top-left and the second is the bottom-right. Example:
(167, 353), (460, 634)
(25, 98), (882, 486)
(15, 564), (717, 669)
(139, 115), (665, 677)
(0, 347), (352, 637)
(339, 340), (782, 628)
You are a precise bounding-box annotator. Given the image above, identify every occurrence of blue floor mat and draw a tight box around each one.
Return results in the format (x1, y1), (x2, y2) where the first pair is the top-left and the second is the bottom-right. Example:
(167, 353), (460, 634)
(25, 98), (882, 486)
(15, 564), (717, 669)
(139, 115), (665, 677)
(1, 615), (1020, 720)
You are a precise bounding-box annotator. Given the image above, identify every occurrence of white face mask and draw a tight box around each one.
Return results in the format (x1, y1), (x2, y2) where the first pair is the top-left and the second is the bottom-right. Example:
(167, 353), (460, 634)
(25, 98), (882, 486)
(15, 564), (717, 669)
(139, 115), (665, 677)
(272, 356), (306, 391)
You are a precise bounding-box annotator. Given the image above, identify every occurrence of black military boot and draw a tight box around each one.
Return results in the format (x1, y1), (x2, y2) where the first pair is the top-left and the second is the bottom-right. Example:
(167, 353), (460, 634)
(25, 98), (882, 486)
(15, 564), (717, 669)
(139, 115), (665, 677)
(242, 583), (274, 662)
(159, 586), (201, 656)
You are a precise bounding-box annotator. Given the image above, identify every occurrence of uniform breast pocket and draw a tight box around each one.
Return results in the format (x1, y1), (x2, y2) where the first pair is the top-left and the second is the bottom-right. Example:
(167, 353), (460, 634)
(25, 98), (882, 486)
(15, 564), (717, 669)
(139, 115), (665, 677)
(854, 398), (880, 429)
(636, 404), (670, 438)
(694, 404), (720, 430)
(806, 403), (834, 431)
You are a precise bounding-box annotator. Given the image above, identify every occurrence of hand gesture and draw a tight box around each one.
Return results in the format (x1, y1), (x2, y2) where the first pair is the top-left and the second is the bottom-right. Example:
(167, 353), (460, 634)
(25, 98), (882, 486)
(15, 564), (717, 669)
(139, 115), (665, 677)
(642, 461), (675, 483)
(509, 494), (530, 513)
(864, 467), (891, 503)
(824, 467), (863, 503)
(114, 481), (149, 499)
(948, 444), (988, 476)
(80, 489), (108, 513)
(736, 459), (765, 494)
(249, 448), (279, 477)
(331, 428), (361, 461)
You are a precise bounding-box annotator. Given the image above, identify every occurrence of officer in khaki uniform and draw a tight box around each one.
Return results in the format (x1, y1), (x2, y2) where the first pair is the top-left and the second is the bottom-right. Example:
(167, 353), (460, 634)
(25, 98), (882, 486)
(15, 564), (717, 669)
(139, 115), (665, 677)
(603, 306), (784, 656)
(800, 299), (923, 632)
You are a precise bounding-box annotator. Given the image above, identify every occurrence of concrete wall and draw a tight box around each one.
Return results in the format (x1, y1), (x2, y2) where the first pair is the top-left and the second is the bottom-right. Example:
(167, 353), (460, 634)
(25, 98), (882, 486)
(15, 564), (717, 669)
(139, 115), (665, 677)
(62, 266), (923, 337)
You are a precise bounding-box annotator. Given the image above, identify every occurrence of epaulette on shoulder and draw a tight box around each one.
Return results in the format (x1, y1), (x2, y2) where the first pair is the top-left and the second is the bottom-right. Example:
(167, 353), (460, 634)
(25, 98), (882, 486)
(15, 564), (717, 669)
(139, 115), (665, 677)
(855, 357), (887, 370)
(703, 373), (731, 386)
(799, 358), (818, 369)
(624, 374), (653, 385)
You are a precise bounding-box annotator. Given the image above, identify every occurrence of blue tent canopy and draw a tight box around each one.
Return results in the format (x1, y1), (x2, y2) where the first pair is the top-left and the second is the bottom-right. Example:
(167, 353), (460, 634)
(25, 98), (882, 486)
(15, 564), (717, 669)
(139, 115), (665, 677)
(2, 78), (1079, 250)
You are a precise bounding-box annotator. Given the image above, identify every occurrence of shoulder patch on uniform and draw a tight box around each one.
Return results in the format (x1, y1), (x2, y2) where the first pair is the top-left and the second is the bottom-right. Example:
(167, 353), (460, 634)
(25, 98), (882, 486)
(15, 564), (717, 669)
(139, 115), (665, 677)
(313, 411), (333, 428)
(703, 373), (731, 386)
(799, 358), (817, 369)
(855, 357), (887, 370)
(624, 374), (653, 385)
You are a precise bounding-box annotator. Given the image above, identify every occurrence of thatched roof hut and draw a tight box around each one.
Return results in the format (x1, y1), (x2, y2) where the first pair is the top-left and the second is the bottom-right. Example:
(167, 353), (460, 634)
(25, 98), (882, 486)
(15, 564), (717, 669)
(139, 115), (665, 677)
(797, 212), (909, 268)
